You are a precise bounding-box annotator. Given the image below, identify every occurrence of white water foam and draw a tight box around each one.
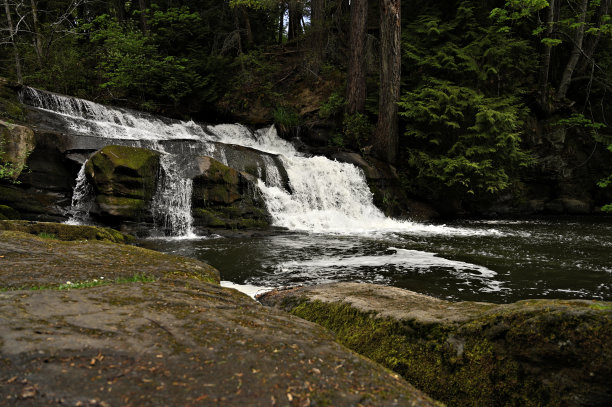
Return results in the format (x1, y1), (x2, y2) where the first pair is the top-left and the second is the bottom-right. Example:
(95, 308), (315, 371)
(269, 247), (505, 292)
(220, 281), (273, 299)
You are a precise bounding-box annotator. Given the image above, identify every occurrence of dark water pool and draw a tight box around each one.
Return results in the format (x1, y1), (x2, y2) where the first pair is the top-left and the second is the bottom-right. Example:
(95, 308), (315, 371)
(139, 216), (612, 303)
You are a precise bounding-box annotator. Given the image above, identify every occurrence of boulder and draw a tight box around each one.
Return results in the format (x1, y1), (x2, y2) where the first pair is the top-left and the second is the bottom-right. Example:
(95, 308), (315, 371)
(260, 283), (612, 407)
(0, 120), (35, 180)
(192, 157), (271, 230)
(85, 145), (160, 221)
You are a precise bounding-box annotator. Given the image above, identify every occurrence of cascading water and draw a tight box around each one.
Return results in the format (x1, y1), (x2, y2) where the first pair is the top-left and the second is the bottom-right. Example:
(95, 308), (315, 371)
(65, 162), (94, 225)
(21, 86), (487, 237)
(151, 153), (195, 238)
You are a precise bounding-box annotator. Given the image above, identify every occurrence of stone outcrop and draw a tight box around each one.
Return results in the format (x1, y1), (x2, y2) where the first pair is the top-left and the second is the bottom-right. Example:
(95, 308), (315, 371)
(0, 227), (440, 406)
(85, 145), (160, 222)
(260, 283), (612, 407)
(0, 120), (35, 180)
(192, 156), (270, 230)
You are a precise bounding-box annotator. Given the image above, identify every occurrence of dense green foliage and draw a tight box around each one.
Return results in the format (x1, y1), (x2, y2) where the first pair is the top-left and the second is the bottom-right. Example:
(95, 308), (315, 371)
(1, 0), (611, 209)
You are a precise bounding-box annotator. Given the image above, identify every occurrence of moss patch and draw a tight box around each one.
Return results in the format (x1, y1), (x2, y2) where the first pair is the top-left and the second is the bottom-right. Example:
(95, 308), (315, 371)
(0, 220), (133, 243)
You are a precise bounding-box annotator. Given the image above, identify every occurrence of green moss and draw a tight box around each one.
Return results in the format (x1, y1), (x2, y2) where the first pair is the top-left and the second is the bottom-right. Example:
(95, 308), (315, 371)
(86, 146), (159, 200)
(208, 159), (239, 185)
(193, 207), (268, 230)
(0, 220), (133, 243)
(193, 208), (227, 227)
(96, 195), (146, 218)
(0, 85), (25, 122)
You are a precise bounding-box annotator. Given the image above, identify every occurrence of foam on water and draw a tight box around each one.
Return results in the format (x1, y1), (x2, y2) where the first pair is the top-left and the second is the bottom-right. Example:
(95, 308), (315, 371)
(220, 281), (273, 299)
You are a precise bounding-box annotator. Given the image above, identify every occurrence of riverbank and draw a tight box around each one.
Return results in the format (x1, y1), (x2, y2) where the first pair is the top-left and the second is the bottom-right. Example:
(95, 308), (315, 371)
(0, 222), (438, 406)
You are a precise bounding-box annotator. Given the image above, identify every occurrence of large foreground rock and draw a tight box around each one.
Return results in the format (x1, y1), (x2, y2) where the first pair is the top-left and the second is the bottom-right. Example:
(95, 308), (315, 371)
(0, 228), (439, 406)
(260, 283), (612, 407)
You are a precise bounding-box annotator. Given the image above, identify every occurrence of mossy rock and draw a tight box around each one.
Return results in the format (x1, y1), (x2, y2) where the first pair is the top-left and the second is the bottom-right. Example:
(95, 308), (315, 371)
(0, 220), (133, 243)
(0, 205), (19, 220)
(193, 207), (269, 230)
(0, 81), (25, 122)
(261, 283), (612, 407)
(0, 185), (60, 216)
(0, 120), (36, 181)
(85, 145), (160, 201)
(95, 195), (146, 220)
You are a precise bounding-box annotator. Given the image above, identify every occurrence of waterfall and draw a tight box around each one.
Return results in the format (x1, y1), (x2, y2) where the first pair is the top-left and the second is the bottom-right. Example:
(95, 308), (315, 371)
(151, 153), (195, 238)
(65, 162), (94, 225)
(20, 87), (434, 236)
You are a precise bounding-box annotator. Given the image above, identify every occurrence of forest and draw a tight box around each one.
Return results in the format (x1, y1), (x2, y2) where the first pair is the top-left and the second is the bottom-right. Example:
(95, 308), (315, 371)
(2, 0), (612, 214)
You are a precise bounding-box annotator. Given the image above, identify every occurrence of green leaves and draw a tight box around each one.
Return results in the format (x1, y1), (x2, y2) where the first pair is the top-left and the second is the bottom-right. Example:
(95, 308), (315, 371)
(399, 79), (532, 198)
(87, 8), (224, 113)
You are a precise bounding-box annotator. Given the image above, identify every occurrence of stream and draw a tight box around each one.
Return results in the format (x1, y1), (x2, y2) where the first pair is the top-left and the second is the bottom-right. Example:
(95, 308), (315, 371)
(140, 216), (612, 303)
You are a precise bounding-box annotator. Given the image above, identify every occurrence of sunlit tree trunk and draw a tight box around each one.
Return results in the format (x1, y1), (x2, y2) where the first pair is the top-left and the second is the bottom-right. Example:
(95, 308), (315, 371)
(374, 0), (401, 164)
(346, 0), (367, 114)
(278, 2), (285, 44)
(3, 0), (23, 83)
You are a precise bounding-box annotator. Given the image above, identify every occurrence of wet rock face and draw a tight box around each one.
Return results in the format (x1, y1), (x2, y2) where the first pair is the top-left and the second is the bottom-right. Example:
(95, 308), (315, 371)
(85, 145), (160, 221)
(261, 283), (612, 407)
(192, 156), (271, 230)
(0, 229), (440, 407)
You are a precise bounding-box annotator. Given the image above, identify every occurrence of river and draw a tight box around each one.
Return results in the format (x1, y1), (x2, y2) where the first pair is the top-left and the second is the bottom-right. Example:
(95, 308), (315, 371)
(140, 216), (612, 303)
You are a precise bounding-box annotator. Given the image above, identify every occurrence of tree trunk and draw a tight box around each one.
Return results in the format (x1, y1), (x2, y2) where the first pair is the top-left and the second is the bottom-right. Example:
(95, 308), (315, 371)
(243, 8), (254, 46)
(309, 0), (325, 68)
(346, 0), (368, 115)
(288, 1), (303, 41)
(3, 0), (23, 84)
(138, 0), (149, 34)
(578, 0), (610, 73)
(114, 0), (126, 22)
(30, 0), (43, 64)
(278, 2), (285, 44)
(538, 0), (557, 109)
(374, 0), (401, 164)
(556, 0), (589, 100)
(233, 8), (245, 72)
